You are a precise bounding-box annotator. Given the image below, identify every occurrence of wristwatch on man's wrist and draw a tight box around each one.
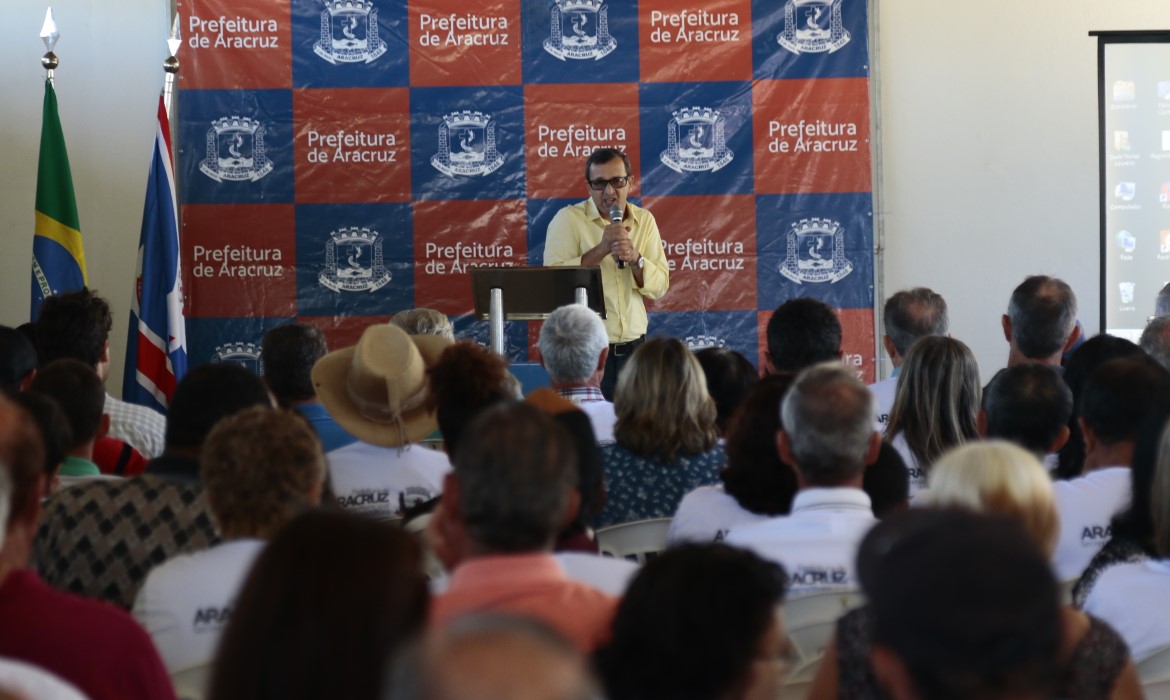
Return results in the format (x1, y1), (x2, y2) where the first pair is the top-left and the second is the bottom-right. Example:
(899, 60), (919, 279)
(634, 255), (645, 270)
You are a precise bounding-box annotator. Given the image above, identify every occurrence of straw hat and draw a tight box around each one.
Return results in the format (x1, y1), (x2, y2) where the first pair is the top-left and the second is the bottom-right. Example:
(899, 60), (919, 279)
(312, 324), (452, 447)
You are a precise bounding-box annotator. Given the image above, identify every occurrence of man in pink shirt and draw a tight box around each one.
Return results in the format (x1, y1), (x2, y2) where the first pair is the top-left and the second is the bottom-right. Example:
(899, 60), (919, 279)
(0, 396), (175, 700)
(429, 401), (615, 651)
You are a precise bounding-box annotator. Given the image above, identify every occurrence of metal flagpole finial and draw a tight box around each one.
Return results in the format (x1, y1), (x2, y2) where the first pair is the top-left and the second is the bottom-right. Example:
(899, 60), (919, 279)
(164, 13), (180, 74)
(40, 7), (60, 78)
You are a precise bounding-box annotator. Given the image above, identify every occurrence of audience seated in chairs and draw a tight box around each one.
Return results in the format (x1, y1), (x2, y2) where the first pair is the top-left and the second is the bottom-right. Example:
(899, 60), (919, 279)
(1075, 395), (1170, 607)
(726, 363), (880, 596)
(597, 337), (725, 527)
(133, 407), (326, 674)
(261, 322), (357, 452)
(537, 304), (617, 445)
(812, 442), (1141, 700)
(843, 510), (1069, 700)
(763, 297), (842, 376)
(405, 615), (594, 700)
(863, 442), (911, 520)
(1084, 415), (1170, 662)
(8, 391), (70, 496)
(312, 323), (452, 519)
(1052, 358), (1170, 583)
(979, 363), (1073, 461)
(596, 543), (790, 700)
(27, 359), (108, 486)
(0, 395), (176, 700)
(871, 287), (949, 431)
(694, 346), (758, 438)
(883, 336), (980, 495)
(670, 374), (797, 544)
(1055, 335), (1147, 480)
(427, 401), (615, 652)
(36, 288), (166, 459)
(32, 363), (272, 609)
(208, 510), (428, 700)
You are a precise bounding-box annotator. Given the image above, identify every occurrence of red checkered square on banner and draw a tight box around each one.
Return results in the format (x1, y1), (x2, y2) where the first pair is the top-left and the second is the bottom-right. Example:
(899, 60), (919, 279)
(300, 314), (392, 349)
(413, 199), (527, 315)
(752, 78), (871, 195)
(643, 195), (756, 312)
(409, 0), (521, 86)
(294, 88), (411, 203)
(524, 83), (641, 199)
(755, 307), (875, 383)
(183, 204), (296, 318)
(639, 0), (752, 83)
(182, 0), (292, 89)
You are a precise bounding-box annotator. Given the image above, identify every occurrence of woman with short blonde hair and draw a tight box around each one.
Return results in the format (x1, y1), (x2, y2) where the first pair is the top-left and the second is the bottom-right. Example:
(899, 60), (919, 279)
(598, 337), (723, 527)
(926, 441), (1059, 556)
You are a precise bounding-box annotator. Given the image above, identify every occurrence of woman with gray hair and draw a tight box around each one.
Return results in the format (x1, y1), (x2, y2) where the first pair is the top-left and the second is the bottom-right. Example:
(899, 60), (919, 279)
(595, 337), (724, 527)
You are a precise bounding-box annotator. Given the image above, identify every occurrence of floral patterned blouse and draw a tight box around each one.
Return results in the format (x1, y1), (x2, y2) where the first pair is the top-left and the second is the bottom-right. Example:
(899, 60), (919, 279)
(596, 442), (726, 528)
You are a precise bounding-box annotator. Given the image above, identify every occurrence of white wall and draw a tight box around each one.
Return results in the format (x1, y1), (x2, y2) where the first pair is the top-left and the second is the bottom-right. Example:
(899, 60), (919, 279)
(1, 1), (1168, 392)
(877, 1), (1170, 380)
(0, 0), (167, 394)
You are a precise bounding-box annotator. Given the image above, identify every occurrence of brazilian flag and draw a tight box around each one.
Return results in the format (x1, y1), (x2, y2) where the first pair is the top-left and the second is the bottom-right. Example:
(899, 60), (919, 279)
(31, 78), (86, 320)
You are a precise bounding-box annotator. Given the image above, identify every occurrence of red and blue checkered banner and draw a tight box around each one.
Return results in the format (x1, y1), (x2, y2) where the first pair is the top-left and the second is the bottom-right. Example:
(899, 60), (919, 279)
(176, 0), (875, 381)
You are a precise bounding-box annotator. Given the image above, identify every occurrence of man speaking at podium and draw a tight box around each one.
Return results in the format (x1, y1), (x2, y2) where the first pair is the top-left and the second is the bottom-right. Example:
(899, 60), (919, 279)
(543, 148), (669, 400)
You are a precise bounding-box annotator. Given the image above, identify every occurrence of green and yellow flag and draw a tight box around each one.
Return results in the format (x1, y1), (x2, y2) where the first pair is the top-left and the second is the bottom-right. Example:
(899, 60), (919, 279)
(31, 78), (86, 320)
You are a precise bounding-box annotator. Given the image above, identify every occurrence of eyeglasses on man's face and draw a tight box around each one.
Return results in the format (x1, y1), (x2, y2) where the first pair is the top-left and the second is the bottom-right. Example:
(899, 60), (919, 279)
(586, 176), (631, 191)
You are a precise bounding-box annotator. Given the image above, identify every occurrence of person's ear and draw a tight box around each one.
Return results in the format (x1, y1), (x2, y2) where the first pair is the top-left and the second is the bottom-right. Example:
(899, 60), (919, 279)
(562, 489), (581, 529)
(1001, 314), (1013, 344)
(762, 350), (776, 376)
(1062, 323), (1083, 353)
(596, 346), (609, 374)
(882, 335), (898, 363)
(96, 414), (110, 440)
(864, 432), (881, 466)
(1079, 417), (1097, 459)
(1050, 425), (1071, 453)
(776, 429), (796, 466)
(18, 368), (35, 392)
(976, 409), (989, 438)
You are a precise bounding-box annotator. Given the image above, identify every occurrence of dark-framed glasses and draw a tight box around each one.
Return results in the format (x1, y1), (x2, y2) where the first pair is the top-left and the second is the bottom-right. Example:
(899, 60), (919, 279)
(586, 176), (631, 190)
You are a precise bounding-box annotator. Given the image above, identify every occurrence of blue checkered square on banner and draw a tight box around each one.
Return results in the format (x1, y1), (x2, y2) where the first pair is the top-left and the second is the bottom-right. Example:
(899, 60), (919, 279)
(290, 0), (410, 88)
(649, 310), (762, 369)
(295, 203), (414, 316)
(638, 81), (755, 196)
(409, 86), (527, 200)
(520, 0), (640, 84)
(179, 90), (295, 205)
(751, 0), (870, 80)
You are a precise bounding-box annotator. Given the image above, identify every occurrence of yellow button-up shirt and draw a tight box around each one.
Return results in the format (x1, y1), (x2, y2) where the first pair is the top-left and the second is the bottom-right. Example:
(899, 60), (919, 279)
(543, 199), (669, 343)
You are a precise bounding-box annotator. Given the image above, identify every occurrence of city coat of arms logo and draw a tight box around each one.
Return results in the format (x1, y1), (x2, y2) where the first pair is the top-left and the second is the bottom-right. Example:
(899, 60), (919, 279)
(431, 111), (505, 177)
(212, 342), (264, 374)
(199, 117), (274, 183)
(660, 106), (734, 174)
(779, 218), (853, 284)
(542, 0), (616, 61)
(314, 0), (387, 64)
(778, 0), (850, 55)
(319, 227), (392, 293)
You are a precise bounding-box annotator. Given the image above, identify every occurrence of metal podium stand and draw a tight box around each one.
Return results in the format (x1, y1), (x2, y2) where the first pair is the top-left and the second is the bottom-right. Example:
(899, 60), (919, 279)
(470, 267), (605, 356)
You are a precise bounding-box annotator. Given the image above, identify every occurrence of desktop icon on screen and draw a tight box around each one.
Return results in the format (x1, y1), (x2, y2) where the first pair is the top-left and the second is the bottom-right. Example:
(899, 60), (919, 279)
(1120, 282), (1136, 305)
(1159, 81), (1170, 100)
(1161, 182), (1170, 203)
(1115, 182), (1136, 201)
(1114, 81), (1136, 102)
(1161, 230), (1170, 254)
(1116, 230), (1136, 253)
(1115, 131), (1131, 151)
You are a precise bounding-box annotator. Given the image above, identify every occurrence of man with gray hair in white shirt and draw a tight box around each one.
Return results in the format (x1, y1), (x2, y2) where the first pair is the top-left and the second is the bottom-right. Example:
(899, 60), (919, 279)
(726, 363), (880, 596)
(537, 304), (615, 445)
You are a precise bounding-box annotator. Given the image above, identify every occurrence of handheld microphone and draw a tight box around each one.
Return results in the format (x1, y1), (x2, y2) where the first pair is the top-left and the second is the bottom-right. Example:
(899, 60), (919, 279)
(609, 205), (625, 268)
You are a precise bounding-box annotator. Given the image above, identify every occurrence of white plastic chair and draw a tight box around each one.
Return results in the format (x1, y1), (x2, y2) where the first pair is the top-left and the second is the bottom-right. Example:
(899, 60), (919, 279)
(170, 662), (212, 700)
(595, 518), (673, 563)
(1139, 643), (1170, 695)
(403, 512), (447, 581)
(781, 588), (865, 662)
